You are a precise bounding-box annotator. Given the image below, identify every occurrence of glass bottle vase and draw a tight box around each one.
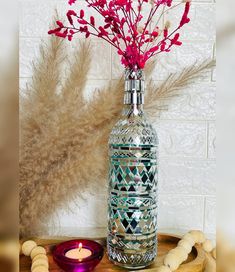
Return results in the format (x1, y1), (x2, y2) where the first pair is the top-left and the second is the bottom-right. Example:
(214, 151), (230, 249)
(107, 68), (159, 269)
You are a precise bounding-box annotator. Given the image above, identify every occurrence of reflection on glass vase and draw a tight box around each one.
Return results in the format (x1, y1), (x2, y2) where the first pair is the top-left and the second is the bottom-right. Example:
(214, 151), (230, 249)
(107, 68), (159, 269)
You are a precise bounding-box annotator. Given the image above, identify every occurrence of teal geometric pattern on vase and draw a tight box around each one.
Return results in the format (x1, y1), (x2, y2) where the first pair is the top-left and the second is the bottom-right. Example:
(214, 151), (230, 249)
(107, 141), (158, 268)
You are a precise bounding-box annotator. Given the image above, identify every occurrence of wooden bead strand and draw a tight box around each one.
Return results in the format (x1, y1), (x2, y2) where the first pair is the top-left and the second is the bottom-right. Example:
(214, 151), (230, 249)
(20, 240), (49, 272)
(158, 230), (216, 272)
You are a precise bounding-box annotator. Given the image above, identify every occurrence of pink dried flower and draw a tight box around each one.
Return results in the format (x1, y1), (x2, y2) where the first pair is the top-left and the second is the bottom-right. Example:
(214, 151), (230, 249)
(180, 1), (190, 27)
(55, 29), (68, 38)
(67, 10), (77, 25)
(68, 0), (77, 5)
(78, 19), (88, 24)
(48, 27), (63, 35)
(171, 33), (182, 46)
(56, 21), (64, 28)
(49, 0), (191, 70)
(157, 0), (173, 7)
(80, 9), (85, 18)
(90, 16), (95, 26)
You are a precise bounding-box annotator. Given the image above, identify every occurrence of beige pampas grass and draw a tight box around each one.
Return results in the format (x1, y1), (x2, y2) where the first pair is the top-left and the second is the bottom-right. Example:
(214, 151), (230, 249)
(145, 59), (216, 117)
(20, 35), (215, 236)
(20, 37), (94, 236)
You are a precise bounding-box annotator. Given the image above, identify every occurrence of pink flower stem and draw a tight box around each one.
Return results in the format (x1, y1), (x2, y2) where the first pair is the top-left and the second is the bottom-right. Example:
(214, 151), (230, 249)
(154, 2), (182, 30)
(140, 4), (160, 46)
(122, 7), (142, 53)
(143, 2), (184, 54)
(131, 6), (138, 20)
(67, 21), (122, 52)
(136, 0), (144, 24)
(150, 26), (181, 57)
(103, 5), (122, 47)
(83, 4), (123, 49)
(121, 8), (133, 35)
(110, 5), (129, 47)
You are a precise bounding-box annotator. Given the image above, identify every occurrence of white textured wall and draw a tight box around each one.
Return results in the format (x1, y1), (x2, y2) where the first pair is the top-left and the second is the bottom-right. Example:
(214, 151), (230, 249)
(20, 0), (216, 236)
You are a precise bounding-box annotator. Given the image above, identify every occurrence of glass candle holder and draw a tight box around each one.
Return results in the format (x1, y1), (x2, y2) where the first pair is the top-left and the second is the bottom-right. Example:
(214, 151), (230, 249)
(53, 239), (104, 272)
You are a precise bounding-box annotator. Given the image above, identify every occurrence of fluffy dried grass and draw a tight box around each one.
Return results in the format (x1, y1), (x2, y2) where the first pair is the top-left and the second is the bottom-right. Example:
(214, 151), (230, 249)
(145, 59), (216, 116)
(20, 36), (215, 236)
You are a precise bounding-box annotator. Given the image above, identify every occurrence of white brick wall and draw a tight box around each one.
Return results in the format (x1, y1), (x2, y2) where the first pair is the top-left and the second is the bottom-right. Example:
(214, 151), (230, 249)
(19, 0), (216, 235)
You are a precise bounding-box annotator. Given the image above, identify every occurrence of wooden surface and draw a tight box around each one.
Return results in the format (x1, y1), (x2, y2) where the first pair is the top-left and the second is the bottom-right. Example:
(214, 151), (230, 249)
(20, 233), (206, 272)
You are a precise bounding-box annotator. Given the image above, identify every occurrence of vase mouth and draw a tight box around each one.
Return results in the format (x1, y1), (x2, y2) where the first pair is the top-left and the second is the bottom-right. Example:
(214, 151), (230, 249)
(124, 68), (145, 105)
(125, 68), (145, 81)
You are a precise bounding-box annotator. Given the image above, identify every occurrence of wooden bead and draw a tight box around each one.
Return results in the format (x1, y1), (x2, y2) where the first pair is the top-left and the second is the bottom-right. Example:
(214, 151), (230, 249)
(32, 258), (49, 270)
(189, 230), (206, 244)
(169, 246), (188, 262)
(157, 266), (172, 272)
(182, 233), (195, 247)
(204, 253), (216, 272)
(32, 265), (49, 272)
(178, 246), (188, 262)
(30, 246), (46, 259)
(32, 253), (48, 262)
(164, 253), (181, 271)
(178, 239), (192, 254)
(203, 240), (214, 253)
(22, 240), (37, 256)
(212, 247), (216, 259)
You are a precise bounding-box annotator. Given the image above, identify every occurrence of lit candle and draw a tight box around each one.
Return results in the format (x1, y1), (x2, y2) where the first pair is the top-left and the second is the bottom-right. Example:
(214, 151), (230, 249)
(53, 239), (104, 271)
(65, 243), (92, 261)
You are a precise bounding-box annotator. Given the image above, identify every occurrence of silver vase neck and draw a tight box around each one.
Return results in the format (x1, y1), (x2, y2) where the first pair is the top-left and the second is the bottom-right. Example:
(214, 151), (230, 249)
(124, 69), (145, 105)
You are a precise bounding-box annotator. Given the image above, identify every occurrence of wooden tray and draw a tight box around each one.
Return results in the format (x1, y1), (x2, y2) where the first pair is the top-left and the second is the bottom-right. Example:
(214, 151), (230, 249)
(20, 233), (206, 272)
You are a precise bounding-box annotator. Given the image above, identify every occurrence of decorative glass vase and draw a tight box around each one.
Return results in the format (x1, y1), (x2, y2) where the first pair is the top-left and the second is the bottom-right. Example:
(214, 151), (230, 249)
(107, 68), (159, 269)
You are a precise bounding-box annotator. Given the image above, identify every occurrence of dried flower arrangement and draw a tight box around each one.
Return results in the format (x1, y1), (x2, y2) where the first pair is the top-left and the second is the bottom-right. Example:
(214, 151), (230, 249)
(20, 33), (215, 236)
(49, 0), (191, 70)
(19, 0), (215, 239)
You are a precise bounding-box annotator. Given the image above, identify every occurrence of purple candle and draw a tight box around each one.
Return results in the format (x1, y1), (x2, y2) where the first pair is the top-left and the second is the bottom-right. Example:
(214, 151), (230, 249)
(53, 239), (104, 272)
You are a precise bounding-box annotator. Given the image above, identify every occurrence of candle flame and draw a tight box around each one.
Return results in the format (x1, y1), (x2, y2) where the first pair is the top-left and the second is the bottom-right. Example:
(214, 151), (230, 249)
(78, 242), (82, 252)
